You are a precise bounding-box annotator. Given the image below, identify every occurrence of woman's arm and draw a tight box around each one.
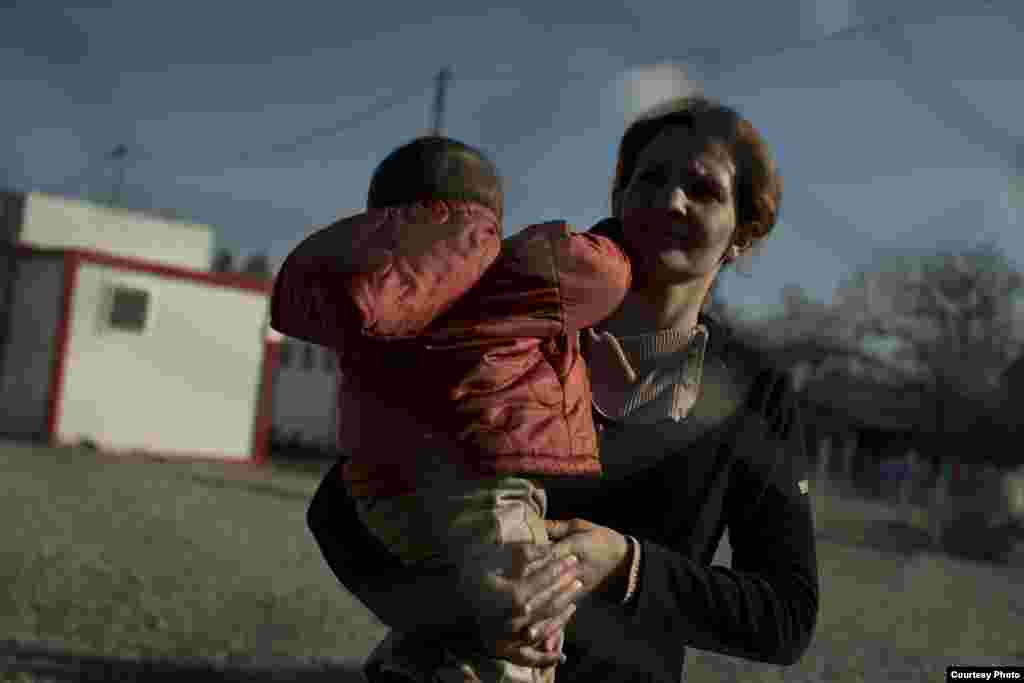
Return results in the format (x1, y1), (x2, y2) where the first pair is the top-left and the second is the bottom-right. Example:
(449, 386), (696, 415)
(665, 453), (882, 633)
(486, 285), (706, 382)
(545, 370), (819, 667)
(306, 461), (460, 633)
(625, 371), (819, 665)
(306, 460), (581, 664)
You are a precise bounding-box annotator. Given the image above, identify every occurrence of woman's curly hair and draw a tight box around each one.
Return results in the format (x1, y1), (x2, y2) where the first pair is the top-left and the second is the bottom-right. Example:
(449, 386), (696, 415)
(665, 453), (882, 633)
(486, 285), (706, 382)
(611, 95), (782, 251)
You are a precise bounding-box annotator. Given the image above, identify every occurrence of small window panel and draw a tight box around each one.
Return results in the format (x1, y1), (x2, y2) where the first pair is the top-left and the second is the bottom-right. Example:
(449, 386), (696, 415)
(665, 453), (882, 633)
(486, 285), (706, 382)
(302, 344), (315, 371)
(279, 340), (293, 368)
(323, 348), (336, 372)
(109, 286), (150, 333)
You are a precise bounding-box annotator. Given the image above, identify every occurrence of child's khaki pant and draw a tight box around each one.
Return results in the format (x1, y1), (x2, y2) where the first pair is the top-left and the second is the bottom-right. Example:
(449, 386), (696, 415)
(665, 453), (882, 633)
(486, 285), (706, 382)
(350, 450), (561, 683)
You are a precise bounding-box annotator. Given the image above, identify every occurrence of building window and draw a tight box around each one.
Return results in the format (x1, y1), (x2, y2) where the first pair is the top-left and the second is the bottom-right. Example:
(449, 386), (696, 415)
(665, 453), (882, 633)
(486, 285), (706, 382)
(323, 348), (336, 372)
(278, 340), (293, 368)
(109, 286), (150, 333)
(303, 344), (315, 371)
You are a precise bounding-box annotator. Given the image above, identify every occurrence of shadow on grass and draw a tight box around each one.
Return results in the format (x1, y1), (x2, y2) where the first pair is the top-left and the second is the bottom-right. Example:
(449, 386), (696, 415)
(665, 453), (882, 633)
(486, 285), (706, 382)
(185, 471), (313, 501)
(0, 641), (366, 682)
(860, 521), (935, 556)
(853, 518), (1023, 568)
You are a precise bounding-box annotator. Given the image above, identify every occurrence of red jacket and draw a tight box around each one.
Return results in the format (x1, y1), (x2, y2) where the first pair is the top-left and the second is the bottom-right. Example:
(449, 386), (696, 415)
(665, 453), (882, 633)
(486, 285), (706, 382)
(270, 200), (631, 498)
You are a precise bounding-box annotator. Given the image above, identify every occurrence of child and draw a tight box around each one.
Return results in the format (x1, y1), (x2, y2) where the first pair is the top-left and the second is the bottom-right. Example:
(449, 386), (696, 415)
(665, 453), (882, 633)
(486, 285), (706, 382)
(270, 136), (632, 682)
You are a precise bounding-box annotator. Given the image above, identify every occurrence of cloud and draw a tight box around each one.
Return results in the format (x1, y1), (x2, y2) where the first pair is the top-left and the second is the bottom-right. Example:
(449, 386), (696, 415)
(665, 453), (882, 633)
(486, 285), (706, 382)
(2, 4), (92, 66)
(619, 63), (703, 122)
(0, 6), (116, 107)
(720, 218), (853, 314)
(797, 0), (858, 38)
(7, 124), (91, 192)
(807, 167), (1008, 241)
(467, 54), (632, 231)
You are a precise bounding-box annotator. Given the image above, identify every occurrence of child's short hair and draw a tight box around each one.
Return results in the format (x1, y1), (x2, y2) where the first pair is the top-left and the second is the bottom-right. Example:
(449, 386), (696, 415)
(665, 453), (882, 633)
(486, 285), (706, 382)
(367, 136), (503, 218)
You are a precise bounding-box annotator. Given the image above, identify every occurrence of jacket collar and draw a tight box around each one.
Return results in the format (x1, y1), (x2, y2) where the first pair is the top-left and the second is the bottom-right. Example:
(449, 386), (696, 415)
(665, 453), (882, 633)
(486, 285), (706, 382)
(587, 216), (735, 359)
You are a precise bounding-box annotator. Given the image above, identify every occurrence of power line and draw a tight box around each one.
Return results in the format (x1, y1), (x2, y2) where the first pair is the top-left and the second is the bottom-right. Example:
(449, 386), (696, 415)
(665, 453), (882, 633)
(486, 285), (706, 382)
(671, 0), (1006, 78)
(663, 1), (1021, 179)
(155, 68), (508, 173)
(41, 72), (445, 211)
(42, 5), (1014, 209)
(239, 84), (429, 163)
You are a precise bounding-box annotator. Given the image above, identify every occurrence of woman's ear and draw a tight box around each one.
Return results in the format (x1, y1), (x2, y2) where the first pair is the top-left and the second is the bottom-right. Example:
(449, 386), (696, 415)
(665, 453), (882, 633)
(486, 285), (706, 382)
(732, 225), (757, 254)
(721, 244), (740, 264)
(722, 225), (756, 264)
(725, 227), (765, 276)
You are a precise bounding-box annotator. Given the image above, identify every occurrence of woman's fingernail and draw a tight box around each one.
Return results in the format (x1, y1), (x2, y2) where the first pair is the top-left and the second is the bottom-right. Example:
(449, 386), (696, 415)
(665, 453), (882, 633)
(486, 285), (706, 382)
(572, 580), (583, 590)
(566, 555), (579, 567)
(528, 628), (538, 641)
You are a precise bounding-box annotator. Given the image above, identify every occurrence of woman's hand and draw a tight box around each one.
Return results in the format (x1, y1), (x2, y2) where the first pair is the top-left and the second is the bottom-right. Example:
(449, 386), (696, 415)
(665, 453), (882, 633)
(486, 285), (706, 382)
(457, 541), (584, 667)
(545, 518), (632, 602)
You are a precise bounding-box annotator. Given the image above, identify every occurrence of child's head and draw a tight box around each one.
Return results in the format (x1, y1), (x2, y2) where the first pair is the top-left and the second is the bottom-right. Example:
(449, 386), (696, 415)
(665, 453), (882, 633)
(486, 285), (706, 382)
(367, 136), (504, 219)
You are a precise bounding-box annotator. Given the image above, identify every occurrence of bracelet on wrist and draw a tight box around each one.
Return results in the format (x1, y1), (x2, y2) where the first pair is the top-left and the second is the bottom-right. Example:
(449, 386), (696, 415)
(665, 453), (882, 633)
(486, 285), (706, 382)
(622, 535), (641, 605)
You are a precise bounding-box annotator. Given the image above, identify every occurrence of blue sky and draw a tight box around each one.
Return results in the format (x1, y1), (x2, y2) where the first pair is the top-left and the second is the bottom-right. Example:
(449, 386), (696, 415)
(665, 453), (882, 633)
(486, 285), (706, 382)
(2, 0), (1022, 319)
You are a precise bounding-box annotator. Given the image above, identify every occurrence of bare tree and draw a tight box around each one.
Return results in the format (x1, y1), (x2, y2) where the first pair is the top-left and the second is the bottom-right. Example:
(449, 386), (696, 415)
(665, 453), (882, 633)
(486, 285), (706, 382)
(781, 283), (808, 316)
(211, 248), (234, 273)
(739, 283), (883, 373)
(241, 252), (273, 280)
(703, 274), (729, 319)
(834, 243), (1024, 460)
(839, 245), (1022, 389)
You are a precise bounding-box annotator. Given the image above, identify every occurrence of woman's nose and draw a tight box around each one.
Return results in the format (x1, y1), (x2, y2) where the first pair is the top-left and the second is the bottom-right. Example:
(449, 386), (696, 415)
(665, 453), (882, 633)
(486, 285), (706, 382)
(656, 186), (689, 216)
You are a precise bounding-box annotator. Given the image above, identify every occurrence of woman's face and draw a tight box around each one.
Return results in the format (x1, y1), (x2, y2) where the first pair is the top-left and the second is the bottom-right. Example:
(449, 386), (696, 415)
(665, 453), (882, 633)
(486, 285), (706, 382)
(616, 126), (739, 285)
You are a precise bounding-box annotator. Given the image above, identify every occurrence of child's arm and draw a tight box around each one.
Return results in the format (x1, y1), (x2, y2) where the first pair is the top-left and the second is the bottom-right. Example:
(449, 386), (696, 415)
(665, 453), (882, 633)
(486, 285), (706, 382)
(270, 203), (501, 347)
(556, 229), (632, 331)
(501, 222), (632, 333)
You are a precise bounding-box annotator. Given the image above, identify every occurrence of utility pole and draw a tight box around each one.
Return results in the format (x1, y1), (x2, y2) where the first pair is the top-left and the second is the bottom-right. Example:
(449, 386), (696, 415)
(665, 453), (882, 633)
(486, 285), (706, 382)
(107, 144), (129, 207)
(431, 67), (453, 136)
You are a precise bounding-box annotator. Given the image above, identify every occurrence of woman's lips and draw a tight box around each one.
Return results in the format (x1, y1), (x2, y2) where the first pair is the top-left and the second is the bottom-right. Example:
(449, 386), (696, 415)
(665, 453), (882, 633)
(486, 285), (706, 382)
(623, 208), (698, 247)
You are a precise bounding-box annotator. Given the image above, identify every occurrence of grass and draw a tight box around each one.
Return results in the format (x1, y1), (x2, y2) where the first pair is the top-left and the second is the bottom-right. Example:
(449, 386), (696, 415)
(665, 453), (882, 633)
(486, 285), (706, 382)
(1, 441), (1022, 682)
(0, 443), (383, 664)
(689, 488), (1024, 681)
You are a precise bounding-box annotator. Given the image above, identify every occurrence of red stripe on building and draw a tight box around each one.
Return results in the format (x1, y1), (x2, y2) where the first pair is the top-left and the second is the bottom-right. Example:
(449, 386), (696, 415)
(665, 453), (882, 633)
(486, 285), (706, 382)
(15, 243), (273, 294)
(25, 242), (276, 464)
(252, 340), (281, 464)
(46, 252), (79, 444)
(69, 247), (273, 294)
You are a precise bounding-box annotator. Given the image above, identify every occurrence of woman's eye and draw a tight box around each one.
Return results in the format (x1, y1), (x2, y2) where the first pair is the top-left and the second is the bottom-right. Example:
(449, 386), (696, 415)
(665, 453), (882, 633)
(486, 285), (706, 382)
(695, 180), (725, 201)
(639, 169), (665, 183)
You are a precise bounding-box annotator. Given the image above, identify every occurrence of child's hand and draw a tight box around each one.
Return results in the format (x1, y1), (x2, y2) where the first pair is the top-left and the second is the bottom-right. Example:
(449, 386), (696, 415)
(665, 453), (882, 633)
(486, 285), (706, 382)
(490, 605), (571, 666)
(458, 542), (579, 667)
(543, 629), (563, 654)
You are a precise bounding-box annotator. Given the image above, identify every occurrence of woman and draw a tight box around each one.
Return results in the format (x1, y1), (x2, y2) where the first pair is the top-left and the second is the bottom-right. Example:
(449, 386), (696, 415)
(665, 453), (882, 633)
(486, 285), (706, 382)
(307, 96), (820, 682)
